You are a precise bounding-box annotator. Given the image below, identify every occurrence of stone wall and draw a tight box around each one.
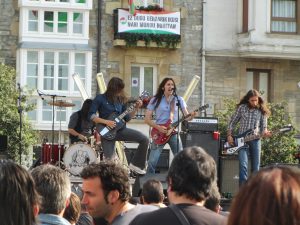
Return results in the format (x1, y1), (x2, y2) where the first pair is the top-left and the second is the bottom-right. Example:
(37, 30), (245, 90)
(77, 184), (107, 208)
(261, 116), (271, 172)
(0, 0), (19, 66)
(205, 56), (300, 130)
(96, 0), (203, 109)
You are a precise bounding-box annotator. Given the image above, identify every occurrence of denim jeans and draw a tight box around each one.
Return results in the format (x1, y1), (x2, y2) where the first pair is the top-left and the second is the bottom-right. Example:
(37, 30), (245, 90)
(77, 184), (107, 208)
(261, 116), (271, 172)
(147, 134), (183, 174)
(238, 139), (261, 186)
(101, 127), (149, 169)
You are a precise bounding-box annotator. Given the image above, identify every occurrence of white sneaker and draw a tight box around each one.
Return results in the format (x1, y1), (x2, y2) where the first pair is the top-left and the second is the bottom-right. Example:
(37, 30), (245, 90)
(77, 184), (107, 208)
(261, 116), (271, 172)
(129, 163), (146, 175)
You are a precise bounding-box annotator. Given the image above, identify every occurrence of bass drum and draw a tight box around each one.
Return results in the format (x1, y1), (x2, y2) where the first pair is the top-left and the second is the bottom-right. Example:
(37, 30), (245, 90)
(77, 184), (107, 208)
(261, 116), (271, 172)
(63, 143), (97, 176)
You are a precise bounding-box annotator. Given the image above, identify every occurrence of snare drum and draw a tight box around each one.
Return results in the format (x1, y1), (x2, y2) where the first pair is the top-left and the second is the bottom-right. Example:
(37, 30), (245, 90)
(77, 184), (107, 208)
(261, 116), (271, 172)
(42, 143), (65, 164)
(63, 143), (97, 176)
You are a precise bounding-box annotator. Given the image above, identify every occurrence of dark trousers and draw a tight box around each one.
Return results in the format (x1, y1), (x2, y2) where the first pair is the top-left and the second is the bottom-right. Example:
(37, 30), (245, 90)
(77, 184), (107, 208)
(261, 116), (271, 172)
(101, 127), (149, 169)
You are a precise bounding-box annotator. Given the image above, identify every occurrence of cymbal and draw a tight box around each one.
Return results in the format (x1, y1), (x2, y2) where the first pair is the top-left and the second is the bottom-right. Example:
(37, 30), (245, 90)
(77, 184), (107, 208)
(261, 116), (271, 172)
(48, 100), (75, 107)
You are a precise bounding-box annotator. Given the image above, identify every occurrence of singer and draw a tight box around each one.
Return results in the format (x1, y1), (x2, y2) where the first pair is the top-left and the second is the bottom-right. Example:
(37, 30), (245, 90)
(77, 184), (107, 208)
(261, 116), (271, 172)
(145, 78), (196, 174)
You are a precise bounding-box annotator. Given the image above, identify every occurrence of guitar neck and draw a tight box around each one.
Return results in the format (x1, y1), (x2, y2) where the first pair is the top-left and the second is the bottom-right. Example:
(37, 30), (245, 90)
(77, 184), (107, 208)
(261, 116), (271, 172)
(244, 129), (280, 142)
(118, 103), (136, 120)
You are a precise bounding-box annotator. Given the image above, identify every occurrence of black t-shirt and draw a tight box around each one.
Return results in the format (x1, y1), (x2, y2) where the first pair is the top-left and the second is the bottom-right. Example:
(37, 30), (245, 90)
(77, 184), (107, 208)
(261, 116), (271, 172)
(130, 203), (226, 225)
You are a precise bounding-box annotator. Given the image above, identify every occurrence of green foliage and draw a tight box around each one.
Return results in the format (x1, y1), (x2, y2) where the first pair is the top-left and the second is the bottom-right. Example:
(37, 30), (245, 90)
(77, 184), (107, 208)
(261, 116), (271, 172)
(117, 33), (181, 48)
(215, 98), (298, 166)
(0, 64), (38, 163)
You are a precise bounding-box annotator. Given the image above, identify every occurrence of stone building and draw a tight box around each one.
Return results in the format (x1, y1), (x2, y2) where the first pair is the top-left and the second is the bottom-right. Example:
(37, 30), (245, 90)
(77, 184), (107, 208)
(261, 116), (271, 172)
(1, 0), (299, 161)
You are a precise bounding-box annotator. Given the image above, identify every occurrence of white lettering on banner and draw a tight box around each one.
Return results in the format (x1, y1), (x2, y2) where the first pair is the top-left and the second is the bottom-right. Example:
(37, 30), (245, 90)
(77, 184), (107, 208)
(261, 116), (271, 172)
(118, 9), (180, 35)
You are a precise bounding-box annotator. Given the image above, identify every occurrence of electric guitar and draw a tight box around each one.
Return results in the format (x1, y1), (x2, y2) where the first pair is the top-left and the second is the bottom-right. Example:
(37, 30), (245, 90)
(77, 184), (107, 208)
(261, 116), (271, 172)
(97, 91), (150, 140)
(151, 104), (209, 145)
(223, 124), (293, 155)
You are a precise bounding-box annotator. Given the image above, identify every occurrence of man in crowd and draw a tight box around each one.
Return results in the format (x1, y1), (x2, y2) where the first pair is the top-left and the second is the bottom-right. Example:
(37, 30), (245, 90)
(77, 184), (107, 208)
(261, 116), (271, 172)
(130, 146), (226, 225)
(140, 179), (166, 208)
(80, 161), (157, 225)
(31, 164), (72, 225)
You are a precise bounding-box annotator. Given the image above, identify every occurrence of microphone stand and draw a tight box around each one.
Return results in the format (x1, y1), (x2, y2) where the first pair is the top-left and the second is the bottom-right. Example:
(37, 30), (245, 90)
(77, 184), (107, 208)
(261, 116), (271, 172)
(37, 90), (66, 163)
(173, 90), (184, 154)
(17, 83), (23, 164)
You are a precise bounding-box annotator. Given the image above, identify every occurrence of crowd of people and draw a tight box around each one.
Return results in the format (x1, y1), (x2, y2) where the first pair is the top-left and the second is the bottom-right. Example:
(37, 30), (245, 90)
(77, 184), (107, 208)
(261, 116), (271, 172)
(1, 77), (300, 225)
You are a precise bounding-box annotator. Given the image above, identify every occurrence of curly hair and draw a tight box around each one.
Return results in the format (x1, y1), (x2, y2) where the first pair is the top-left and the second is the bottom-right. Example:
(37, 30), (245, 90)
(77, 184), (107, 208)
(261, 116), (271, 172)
(80, 161), (131, 203)
(167, 146), (217, 202)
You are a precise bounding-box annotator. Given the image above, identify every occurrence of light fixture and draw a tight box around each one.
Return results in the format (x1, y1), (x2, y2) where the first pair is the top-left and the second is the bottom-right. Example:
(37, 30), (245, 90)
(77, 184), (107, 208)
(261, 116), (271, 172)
(183, 75), (200, 102)
(72, 73), (90, 100)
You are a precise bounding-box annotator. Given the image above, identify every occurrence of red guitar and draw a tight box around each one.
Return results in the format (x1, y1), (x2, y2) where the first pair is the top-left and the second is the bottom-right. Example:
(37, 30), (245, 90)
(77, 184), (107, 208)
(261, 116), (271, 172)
(151, 104), (209, 145)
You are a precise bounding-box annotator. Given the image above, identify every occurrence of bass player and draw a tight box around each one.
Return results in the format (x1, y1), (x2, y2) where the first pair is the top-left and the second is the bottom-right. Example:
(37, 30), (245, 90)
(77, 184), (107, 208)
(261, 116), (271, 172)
(227, 89), (271, 186)
(145, 77), (196, 174)
(89, 77), (149, 175)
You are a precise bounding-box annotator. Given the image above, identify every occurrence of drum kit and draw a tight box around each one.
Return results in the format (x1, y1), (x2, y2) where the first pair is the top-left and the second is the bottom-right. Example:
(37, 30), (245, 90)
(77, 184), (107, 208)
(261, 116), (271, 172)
(41, 100), (101, 176)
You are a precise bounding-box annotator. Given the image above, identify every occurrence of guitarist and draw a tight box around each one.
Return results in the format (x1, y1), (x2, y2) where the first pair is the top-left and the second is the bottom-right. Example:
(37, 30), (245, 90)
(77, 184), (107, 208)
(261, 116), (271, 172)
(145, 78), (196, 174)
(227, 89), (271, 186)
(89, 77), (149, 175)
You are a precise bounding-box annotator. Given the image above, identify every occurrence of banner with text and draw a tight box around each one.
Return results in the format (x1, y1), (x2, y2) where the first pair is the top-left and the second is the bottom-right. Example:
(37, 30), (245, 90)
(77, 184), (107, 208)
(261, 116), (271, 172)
(118, 9), (180, 35)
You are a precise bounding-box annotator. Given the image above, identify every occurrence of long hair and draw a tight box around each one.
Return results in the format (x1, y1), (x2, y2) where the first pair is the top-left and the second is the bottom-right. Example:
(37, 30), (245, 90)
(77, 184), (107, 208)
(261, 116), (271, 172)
(238, 89), (270, 116)
(105, 77), (127, 104)
(81, 99), (92, 121)
(227, 166), (300, 225)
(0, 160), (40, 225)
(152, 77), (176, 109)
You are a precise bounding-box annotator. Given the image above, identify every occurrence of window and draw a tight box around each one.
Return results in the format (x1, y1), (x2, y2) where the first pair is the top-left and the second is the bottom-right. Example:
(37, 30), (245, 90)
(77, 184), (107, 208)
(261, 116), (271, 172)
(73, 12), (83, 34)
(271, 0), (299, 33)
(27, 51), (39, 89)
(58, 52), (69, 90)
(131, 64), (157, 97)
(26, 10), (85, 36)
(44, 52), (55, 90)
(134, 0), (163, 8)
(74, 53), (86, 90)
(246, 69), (271, 101)
(25, 50), (89, 93)
(28, 10), (38, 32)
(26, 99), (38, 121)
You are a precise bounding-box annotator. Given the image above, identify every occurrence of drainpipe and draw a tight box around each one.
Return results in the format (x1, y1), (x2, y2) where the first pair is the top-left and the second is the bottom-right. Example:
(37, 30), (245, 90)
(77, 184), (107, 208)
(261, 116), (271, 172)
(97, 0), (102, 73)
(201, 0), (206, 107)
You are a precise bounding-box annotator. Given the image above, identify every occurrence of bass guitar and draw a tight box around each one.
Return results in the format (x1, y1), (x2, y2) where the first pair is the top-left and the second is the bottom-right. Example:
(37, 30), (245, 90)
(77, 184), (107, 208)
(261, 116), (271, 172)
(223, 124), (293, 155)
(97, 91), (150, 140)
(151, 104), (209, 145)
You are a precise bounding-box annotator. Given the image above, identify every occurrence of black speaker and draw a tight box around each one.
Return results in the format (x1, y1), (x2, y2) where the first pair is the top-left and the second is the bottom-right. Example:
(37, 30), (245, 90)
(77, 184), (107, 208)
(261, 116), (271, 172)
(219, 156), (251, 197)
(181, 132), (220, 172)
(125, 148), (169, 172)
(0, 135), (8, 152)
(132, 173), (168, 197)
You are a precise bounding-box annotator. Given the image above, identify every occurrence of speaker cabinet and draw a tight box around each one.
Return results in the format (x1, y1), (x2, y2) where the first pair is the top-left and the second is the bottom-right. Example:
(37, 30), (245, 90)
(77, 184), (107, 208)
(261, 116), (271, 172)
(125, 148), (169, 172)
(181, 132), (220, 172)
(132, 172), (168, 197)
(219, 156), (251, 196)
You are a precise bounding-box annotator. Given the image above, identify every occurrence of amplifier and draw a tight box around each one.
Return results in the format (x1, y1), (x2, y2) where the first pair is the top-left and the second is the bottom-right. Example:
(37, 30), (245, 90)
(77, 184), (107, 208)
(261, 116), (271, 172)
(182, 117), (218, 132)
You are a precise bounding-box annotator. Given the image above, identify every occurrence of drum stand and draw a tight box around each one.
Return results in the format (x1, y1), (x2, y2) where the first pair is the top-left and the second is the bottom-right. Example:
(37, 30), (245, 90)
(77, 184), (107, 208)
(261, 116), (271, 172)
(58, 106), (63, 167)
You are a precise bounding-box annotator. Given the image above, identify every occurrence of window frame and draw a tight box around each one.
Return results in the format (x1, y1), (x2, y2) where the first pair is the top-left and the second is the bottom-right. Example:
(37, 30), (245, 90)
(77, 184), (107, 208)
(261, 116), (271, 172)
(130, 64), (158, 97)
(246, 69), (271, 102)
(270, 0), (300, 34)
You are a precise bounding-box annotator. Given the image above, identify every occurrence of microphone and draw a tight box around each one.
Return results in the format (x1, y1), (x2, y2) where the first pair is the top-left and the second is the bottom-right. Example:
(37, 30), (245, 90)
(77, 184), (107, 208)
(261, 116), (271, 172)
(37, 90), (44, 100)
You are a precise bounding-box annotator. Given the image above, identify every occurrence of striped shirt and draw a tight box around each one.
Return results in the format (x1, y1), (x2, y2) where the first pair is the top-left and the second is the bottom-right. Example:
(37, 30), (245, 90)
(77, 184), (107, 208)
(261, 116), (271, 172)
(228, 104), (267, 135)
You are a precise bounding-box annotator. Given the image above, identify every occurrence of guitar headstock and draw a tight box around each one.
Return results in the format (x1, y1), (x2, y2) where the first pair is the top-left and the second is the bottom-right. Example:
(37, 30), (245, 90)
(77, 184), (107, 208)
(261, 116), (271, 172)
(279, 124), (293, 133)
(140, 91), (151, 100)
(197, 104), (209, 112)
